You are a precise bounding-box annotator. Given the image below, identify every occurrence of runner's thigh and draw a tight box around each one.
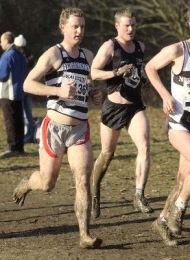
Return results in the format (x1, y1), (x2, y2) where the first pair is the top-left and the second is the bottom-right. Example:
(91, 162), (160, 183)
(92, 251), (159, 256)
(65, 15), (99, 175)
(39, 147), (63, 183)
(67, 141), (93, 176)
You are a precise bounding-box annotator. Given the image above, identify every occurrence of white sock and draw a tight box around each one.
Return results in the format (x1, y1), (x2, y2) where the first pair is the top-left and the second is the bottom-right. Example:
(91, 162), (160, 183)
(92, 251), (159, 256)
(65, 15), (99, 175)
(136, 188), (143, 196)
(175, 196), (187, 210)
(159, 214), (166, 222)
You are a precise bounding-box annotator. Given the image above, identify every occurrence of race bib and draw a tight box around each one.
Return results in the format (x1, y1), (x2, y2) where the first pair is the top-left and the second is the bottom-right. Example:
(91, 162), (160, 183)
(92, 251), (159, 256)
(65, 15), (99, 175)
(59, 71), (88, 106)
(123, 67), (140, 88)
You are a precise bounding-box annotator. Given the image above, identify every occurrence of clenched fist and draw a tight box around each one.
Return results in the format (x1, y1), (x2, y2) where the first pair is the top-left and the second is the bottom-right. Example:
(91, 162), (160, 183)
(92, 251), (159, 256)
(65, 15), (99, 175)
(114, 63), (134, 77)
(89, 88), (102, 106)
(58, 80), (76, 99)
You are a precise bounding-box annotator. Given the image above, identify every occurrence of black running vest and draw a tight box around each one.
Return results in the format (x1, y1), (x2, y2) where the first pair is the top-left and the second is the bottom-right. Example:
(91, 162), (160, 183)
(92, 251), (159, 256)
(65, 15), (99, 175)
(104, 38), (144, 104)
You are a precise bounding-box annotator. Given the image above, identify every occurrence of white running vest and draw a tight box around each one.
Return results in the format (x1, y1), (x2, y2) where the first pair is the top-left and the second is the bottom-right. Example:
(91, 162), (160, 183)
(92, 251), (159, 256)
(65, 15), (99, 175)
(45, 44), (90, 121)
(170, 41), (190, 123)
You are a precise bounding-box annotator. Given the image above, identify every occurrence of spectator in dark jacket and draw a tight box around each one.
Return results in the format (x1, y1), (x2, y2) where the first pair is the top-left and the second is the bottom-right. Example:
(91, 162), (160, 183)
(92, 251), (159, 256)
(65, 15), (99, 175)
(0, 31), (27, 157)
(14, 34), (35, 143)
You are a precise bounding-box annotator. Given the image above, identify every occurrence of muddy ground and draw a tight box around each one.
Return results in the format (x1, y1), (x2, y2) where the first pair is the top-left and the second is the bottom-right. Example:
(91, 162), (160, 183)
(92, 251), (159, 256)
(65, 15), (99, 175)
(0, 106), (190, 260)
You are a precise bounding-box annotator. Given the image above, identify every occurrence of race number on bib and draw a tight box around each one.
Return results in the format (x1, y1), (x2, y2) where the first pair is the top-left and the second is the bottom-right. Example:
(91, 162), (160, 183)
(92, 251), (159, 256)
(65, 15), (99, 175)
(60, 71), (88, 105)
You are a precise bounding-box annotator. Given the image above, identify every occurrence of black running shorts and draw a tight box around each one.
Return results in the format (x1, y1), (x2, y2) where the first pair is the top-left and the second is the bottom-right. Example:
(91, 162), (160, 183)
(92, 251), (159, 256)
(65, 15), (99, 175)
(101, 98), (146, 130)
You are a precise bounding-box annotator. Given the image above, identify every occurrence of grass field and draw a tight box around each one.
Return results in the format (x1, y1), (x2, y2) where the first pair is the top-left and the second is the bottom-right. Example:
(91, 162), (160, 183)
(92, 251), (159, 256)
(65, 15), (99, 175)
(0, 103), (190, 260)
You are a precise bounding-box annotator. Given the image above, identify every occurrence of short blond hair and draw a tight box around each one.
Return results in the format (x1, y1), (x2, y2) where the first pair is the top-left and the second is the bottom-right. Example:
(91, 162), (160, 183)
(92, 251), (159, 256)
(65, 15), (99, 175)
(59, 7), (84, 25)
(114, 8), (135, 23)
(1, 31), (14, 44)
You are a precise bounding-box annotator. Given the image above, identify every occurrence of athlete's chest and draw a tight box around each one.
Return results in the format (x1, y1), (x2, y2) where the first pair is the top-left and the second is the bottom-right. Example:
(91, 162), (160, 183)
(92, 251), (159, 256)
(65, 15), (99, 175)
(113, 47), (143, 67)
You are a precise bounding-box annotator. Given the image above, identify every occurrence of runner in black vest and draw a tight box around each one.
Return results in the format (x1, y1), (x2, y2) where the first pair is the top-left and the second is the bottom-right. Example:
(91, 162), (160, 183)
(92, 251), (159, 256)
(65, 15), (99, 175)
(91, 7), (153, 218)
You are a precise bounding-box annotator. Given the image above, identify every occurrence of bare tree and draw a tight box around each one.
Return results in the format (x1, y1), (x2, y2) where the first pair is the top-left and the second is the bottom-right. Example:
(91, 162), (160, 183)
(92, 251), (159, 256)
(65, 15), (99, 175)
(84, 0), (190, 50)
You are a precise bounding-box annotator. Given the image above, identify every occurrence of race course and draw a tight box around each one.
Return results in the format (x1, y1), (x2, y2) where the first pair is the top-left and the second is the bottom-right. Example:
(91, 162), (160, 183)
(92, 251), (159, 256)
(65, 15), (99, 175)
(0, 105), (190, 260)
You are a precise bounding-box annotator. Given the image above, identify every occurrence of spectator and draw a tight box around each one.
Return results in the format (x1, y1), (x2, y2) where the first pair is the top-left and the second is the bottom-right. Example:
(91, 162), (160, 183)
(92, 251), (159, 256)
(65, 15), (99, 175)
(14, 34), (35, 143)
(0, 31), (26, 158)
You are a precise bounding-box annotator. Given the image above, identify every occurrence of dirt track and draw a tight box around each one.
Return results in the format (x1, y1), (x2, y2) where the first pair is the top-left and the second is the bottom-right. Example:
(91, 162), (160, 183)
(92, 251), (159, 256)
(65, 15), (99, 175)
(0, 107), (190, 260)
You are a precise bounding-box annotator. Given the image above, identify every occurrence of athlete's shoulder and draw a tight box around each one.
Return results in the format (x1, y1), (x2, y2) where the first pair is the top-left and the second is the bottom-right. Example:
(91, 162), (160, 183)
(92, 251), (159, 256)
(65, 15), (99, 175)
(162, 41), (183, 58)
(41, 45), (61, 57)
(81, 47), (93, 57)
(36, 44), (62, 69)
(100, 38), (115, 49)
(81, 48), (94, 65)
(81, 48), (93, 60)
(135, 40), (145, 52)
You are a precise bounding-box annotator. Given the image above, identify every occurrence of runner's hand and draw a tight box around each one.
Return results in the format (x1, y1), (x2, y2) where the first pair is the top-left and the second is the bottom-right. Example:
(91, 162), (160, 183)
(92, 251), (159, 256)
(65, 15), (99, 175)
(114, 64), (134, 77)
(89, 89), (102, 105)
(58, 80), (76, 99)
